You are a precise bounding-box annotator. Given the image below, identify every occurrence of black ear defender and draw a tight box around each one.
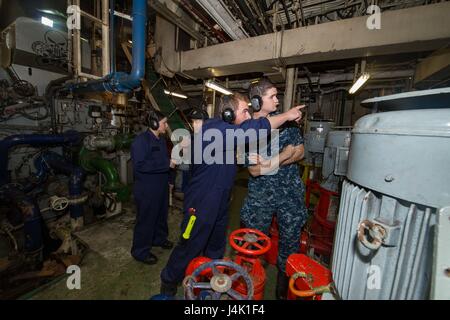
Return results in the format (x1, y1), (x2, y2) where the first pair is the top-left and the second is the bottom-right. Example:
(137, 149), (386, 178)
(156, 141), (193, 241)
(221, 108), (235, 123)
(147, 111), (159, 130)
(250, 95), (263, 112)
(221, 96), (235, 123)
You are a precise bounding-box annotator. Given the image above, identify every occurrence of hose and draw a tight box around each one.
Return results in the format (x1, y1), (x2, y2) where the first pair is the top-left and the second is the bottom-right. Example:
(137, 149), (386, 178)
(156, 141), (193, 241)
(19, 103), (50, 121)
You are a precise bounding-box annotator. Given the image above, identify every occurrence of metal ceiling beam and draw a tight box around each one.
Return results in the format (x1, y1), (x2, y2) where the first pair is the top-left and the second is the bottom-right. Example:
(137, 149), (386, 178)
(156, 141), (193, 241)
(414, 48), (450, 89)
(176, 2), (450, 78)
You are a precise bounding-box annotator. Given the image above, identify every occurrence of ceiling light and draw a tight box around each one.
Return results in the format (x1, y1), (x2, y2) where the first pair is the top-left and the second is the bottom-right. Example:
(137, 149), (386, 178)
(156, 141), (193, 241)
(164, 90), (188, 99)
(349, 73), (370, 94)
(41, 16), (54, 28)
(205, 80), (233, 95)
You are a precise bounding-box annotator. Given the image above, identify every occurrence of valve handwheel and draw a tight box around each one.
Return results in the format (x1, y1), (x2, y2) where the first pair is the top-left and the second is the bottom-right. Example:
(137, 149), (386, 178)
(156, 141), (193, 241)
(229, 228), (271, 256)
(51, 196), (69, 211)
(183, 260), (254, 300)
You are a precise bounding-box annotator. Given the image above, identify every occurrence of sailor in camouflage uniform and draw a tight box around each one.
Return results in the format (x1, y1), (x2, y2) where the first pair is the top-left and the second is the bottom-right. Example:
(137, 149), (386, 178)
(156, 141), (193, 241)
(240, 79), (307, 299)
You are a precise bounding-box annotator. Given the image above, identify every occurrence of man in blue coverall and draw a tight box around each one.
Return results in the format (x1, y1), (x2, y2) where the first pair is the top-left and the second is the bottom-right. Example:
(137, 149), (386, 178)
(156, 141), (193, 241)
(240, 79), (308, 299)
(131, 110), (175, 265)
(160, 93), (305, 296)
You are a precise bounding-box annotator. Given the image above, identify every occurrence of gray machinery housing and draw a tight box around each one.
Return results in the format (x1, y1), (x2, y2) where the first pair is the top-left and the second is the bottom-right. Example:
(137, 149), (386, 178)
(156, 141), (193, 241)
(303, 120), (335, 166)
(328, 100), (450, 299)
(320, 130), (351, 193)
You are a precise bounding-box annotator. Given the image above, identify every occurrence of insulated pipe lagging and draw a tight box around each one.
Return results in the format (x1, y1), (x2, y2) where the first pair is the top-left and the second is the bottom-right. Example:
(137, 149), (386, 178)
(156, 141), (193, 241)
(69, 0), (147, 94)
(0, 131), (81, 186)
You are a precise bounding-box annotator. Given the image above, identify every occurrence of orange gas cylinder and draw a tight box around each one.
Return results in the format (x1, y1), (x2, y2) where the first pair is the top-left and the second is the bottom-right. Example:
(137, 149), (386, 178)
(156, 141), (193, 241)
(302, 185), (339, 259)
(232, 255), (266, 300)
(299, 231), (333, 257)
(315, 185), (339, 226)
(185, 256), (213, 277)
(264, 217), (278, 266)
(229, 228), (271, 300)
(185, 257), (213, 298)
(285, 253), (332, 300)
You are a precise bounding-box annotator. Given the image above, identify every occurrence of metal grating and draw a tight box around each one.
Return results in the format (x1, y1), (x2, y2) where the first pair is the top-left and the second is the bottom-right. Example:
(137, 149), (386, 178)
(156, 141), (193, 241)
(331, 180), (436, 299)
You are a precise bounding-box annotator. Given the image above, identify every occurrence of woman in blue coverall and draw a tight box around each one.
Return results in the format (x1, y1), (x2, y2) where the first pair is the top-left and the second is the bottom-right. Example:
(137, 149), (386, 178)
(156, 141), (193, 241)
(160, 93), (305, 296)
(131, 110), (175, 265)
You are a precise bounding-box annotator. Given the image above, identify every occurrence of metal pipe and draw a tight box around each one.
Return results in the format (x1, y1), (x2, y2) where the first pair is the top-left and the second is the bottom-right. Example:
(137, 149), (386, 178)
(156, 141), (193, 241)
(69, 0), (147, 94)
(284, 67), (296, 111)
(236, 0), (264, 35)
(179, 0), (230, 43)
(0, 131), (81, 186)
(109, 0), (115, 74)
(34, 151), (86, 221)
(119, 152), (129, 185)
(79, 147), (130, 201)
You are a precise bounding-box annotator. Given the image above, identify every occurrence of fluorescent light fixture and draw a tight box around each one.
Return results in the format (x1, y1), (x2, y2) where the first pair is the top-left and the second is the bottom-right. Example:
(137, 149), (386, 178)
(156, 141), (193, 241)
(349, 73), (370, 94)
(164, 90), (188, 99)
(41, 16), (54, 28)
(205, 80), (233, 95)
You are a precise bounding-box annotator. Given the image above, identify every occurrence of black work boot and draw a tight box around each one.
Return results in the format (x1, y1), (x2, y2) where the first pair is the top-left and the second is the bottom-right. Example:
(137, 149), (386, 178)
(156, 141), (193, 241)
(276, 270), (289, 300)
(160, 280), (178, 297)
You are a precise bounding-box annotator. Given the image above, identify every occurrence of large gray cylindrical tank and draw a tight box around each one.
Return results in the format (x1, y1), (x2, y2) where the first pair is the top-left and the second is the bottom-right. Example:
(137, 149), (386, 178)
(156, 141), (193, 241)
(320, 130), (351, 193)
(330, 108), (450, 300)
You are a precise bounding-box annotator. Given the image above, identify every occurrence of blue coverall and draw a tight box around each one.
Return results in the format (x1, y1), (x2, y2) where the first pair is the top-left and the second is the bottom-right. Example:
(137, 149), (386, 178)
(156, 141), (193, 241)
(131, 130), (170, 261)
(161, 117), (271, 284)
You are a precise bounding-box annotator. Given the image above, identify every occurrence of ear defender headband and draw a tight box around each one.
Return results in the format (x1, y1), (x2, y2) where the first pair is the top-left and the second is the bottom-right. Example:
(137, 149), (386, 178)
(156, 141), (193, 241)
(250, 95), (263, 112)
(221, 96), (235, 123)
(148, 111), (160, 130)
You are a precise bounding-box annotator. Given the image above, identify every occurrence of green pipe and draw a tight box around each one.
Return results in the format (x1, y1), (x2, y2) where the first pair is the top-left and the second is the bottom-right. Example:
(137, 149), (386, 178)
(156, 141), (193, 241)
(79, 147), (130, 202)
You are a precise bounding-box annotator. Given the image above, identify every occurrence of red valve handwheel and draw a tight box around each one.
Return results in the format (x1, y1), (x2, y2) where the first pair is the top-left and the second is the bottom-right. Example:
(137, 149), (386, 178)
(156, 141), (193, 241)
(229, 228), (271, 256)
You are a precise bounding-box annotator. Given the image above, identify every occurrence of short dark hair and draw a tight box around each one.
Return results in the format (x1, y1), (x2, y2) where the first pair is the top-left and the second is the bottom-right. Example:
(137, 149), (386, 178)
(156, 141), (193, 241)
(152, 110), (166, 121)
(249, 78), (275, 98)
(218, 93), (249, 114)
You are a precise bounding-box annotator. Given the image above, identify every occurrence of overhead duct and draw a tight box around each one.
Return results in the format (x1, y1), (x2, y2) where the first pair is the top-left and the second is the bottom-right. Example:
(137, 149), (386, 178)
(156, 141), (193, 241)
(194, 0), (249, 40)
(69, 0), (147, 94)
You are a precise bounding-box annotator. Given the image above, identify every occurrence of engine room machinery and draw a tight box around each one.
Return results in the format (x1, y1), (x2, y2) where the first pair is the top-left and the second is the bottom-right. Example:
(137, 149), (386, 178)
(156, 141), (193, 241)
(325, 89), (450, 300)
(303, 120), (335, 169)
(182, 228), (271, 300)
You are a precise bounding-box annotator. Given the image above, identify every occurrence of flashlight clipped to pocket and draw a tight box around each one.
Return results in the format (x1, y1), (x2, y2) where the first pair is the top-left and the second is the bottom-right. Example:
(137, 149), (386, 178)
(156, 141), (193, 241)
(182, 208), (197, 240)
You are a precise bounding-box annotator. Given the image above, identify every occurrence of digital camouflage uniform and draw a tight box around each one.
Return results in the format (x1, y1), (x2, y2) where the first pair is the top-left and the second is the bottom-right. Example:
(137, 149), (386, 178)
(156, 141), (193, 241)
(240, 119), (307, 272)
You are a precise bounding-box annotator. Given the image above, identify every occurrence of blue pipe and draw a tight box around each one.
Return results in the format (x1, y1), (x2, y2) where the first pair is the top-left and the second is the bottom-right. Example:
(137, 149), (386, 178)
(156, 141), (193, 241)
(34, 151), (86, 220)
(69, 0), (147, 94)
(0, 130), (81, 186)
